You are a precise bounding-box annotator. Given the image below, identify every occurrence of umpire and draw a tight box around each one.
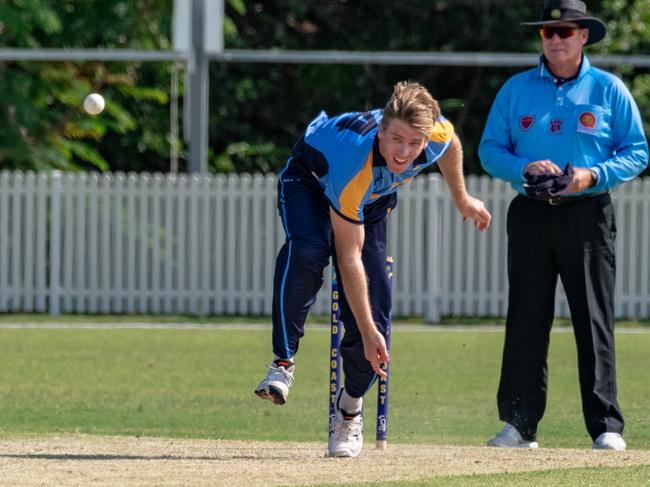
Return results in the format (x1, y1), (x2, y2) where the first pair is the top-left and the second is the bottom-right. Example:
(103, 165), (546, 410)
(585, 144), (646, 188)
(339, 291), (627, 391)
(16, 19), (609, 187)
(479, 0), (648, 450)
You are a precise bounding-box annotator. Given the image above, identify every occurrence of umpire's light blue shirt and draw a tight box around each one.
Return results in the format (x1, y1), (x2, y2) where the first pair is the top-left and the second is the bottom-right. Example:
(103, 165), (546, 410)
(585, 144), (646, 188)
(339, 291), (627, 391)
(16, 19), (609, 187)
(479, 55), (648, 194)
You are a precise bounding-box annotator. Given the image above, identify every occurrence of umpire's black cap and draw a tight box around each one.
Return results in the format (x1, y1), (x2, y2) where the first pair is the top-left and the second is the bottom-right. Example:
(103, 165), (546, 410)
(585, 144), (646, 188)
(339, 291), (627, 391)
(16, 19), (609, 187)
(522, 0), (607, 45)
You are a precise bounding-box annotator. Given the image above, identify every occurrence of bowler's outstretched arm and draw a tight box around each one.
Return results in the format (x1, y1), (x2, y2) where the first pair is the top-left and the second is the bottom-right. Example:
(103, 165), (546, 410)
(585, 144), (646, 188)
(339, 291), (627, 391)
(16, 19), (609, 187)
(330, 208), (389, 378)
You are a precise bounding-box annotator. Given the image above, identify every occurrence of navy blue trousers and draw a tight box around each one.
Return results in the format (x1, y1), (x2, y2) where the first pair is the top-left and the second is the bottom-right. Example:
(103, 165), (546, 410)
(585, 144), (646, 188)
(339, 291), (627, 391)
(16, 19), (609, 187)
(499, 193), (623, 442)
(272, 162), (396, 397)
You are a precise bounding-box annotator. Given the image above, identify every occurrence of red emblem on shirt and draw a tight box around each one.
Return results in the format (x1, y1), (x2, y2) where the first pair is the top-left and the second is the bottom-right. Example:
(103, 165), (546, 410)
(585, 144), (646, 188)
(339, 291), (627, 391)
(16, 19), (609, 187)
(520, 115), (535, 131)
(579, 112), (597, 129)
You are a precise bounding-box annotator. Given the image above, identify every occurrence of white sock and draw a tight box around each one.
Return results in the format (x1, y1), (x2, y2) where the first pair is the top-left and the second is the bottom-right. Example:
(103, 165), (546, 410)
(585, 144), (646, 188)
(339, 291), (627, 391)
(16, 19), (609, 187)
(338, 388), (362, 414)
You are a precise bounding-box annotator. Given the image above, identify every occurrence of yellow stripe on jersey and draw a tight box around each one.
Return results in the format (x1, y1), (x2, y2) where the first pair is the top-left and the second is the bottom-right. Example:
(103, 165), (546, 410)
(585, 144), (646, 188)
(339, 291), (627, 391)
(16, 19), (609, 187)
(339, 152), (373, 221)
(429, 120), (454, 143)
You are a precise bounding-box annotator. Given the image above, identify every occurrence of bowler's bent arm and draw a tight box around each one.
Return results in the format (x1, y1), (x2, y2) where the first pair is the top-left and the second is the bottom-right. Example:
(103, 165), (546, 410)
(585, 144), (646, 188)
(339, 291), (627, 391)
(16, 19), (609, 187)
(437, 134), (492, 231)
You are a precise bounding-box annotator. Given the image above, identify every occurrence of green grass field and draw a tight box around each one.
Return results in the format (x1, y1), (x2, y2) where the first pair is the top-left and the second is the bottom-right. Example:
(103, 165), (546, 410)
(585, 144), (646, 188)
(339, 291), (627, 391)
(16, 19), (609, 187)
(0, 323), (648, 484)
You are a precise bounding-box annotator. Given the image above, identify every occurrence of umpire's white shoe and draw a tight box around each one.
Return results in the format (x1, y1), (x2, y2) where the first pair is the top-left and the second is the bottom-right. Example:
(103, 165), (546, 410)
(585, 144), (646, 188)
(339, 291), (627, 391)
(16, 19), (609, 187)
(254, 359), (295, 405)
(486, 423), (539, 448)
(593, 432), (626, 450)
(328, 392), (363, 458)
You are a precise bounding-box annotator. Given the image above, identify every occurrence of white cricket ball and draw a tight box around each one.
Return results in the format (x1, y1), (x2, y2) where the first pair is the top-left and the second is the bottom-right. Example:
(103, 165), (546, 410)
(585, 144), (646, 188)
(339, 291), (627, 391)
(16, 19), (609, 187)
(83, 93), (105, 115)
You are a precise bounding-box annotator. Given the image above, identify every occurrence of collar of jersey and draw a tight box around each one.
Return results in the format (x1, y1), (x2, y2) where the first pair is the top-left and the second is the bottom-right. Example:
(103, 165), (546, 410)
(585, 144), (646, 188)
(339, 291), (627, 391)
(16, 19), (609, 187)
(537, 53), (591, 83)
(372, 137), (388, 167)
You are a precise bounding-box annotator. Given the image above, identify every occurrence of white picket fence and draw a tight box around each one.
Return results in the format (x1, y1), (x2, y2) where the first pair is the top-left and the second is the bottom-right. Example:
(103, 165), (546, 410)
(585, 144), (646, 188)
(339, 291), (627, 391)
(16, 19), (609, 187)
(1, 170), (649, 320)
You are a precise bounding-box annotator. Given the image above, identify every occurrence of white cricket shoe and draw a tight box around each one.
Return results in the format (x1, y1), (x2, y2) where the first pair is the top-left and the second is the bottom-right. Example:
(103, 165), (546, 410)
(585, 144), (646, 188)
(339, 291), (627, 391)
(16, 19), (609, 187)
(254, 359), (295, 405)
(593, 432), (626, 450)
(328, 392), (363, 458)
(486, 423), (539, 448)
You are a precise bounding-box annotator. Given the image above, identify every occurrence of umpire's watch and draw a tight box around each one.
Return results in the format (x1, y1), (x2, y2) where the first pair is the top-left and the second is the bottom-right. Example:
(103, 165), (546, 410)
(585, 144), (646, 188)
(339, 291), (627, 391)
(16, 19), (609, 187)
(588, 168), (598, 187)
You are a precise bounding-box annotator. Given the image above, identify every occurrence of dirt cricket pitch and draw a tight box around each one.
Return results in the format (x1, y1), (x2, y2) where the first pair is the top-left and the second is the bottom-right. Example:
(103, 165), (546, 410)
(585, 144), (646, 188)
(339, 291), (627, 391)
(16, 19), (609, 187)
(0, 435), (649, 486)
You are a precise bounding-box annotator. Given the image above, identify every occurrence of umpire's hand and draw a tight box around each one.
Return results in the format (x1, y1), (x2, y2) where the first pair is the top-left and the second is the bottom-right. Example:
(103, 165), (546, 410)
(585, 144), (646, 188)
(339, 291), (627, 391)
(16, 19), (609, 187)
(565, 167), (598, 194)
(524, 159), (563, 175)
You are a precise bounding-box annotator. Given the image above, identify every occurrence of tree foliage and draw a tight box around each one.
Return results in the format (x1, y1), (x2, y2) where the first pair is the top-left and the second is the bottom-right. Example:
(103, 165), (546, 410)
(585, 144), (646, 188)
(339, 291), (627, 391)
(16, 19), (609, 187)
(0, 0), (173, 172)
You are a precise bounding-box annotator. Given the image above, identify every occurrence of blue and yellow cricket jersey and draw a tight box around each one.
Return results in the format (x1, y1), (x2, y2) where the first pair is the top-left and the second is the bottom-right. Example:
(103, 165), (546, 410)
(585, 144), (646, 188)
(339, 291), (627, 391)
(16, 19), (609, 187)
(288, 109), (454, 223)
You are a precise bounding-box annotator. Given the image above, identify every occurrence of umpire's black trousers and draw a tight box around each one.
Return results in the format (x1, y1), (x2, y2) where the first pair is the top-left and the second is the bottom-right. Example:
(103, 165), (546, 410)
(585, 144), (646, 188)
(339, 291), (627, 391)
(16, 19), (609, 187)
(498, 193), (624, 442)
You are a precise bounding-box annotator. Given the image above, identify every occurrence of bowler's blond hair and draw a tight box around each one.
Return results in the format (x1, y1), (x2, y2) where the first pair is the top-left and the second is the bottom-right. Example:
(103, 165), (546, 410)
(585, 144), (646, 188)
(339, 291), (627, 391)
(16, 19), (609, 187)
(380, 81), (440, 137)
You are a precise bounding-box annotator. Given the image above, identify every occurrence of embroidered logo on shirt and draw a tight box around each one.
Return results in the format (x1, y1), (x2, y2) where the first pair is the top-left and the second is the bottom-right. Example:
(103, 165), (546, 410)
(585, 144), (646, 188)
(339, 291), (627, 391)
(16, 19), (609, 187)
(578, 112), (597, 129)
(549, 119), (563, 133)
(520, 115), (535, 131)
